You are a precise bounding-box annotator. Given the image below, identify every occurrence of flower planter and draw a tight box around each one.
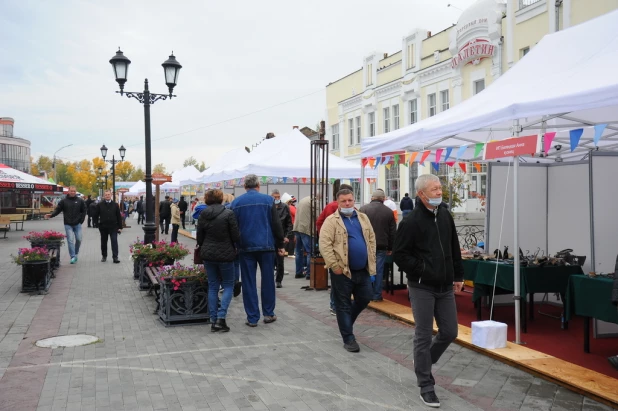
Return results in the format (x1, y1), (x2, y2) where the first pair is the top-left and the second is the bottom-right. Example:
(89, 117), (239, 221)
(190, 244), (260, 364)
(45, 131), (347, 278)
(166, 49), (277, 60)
(158, 276), (209, 326)
(30, 240), (62, 268)
(133, 258), (144, 280)
(139, 259), (174, 290)
(21, 260), (51, 293)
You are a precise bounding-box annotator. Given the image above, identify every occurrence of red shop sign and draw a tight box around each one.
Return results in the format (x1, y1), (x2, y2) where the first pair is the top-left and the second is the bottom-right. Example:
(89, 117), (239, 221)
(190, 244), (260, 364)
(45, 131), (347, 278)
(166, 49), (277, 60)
(484, 135), (540, 160)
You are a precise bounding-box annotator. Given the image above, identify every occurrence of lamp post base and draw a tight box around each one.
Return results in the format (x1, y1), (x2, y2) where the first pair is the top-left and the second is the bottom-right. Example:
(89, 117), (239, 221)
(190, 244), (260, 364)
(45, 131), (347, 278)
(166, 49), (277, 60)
(143, 223), (157, 244)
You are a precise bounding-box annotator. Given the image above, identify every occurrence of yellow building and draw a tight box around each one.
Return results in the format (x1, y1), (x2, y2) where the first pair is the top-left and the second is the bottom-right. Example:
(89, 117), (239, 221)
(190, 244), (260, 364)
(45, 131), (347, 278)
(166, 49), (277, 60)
(325, 0), (618, 211)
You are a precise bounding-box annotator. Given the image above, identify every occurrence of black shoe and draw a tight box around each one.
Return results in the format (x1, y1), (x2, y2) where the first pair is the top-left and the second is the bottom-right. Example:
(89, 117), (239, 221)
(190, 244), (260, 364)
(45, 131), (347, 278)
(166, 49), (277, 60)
(233, 281), (242, 297)
(212, 319), (230, 333)
(420, 391), (440, 408)
(161, 230), (164, 234)
(609, 355), (618, 371)
(113, 258), (120, 264)
(294, 274), (305, 279)
(276, 282), (282, 288)
(344, 340), (360, 353)
(101, 257), (106, 262)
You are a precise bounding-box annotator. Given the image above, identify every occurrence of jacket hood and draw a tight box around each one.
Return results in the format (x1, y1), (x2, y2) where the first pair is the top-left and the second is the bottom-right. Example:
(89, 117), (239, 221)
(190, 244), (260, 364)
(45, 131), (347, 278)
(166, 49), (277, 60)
(201, 204), (226, 220)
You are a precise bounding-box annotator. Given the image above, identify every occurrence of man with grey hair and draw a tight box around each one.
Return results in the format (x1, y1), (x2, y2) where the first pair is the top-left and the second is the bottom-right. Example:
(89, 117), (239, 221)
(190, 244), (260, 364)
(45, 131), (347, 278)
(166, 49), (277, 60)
(231, 175), (285, 326)
(393, 174), (464, 408)
(46, 186), (87, 264)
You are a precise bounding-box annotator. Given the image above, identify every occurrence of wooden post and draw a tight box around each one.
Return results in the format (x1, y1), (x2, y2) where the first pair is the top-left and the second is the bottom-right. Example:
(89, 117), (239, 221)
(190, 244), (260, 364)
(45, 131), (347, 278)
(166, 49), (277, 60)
(155, 185), (160, 242)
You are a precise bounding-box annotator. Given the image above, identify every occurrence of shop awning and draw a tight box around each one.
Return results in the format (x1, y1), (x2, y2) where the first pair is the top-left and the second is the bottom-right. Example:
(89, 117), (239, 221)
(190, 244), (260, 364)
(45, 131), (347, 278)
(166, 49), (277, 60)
(0, 163), (59, 192)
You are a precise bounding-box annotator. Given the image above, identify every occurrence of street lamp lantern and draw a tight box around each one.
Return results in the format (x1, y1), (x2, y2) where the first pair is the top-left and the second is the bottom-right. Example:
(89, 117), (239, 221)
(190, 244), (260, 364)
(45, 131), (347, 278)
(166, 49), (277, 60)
(100, 144), (108, 159)
(161, 53), (182, 97)
(119, 145), (126, 160)
(109, 48), (132, 94)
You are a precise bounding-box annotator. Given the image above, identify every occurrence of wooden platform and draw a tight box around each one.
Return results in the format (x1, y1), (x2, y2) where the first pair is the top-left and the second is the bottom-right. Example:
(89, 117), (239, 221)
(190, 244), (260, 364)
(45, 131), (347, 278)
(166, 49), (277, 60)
(368, 298), (618, 408)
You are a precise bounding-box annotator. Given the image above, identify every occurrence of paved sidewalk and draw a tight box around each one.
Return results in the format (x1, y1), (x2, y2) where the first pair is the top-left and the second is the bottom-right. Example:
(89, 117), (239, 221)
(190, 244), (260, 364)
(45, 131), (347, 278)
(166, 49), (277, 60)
(0, 220), (614, 410)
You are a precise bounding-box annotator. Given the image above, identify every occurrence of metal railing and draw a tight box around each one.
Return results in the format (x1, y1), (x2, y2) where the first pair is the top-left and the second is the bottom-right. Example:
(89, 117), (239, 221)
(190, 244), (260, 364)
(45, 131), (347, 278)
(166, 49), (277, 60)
(519, 0), (543, 9)
(456, 225), (485, 250)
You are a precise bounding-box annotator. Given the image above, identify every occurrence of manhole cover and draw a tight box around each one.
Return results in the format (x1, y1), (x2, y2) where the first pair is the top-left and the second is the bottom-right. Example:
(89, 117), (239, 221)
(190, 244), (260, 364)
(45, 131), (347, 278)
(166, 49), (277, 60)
(36, 335), (100, 348)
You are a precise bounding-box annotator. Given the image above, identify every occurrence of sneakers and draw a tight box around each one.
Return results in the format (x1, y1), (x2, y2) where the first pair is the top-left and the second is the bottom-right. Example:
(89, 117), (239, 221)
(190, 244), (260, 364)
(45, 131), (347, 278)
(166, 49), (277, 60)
(294, 274), (305, 279)
(70, 257), (77, 264)
(276, 282), (282, 288)
(343, 340), (360, 353)
(420, 391), (440, 408)
(263, 315), (277, 324)
(330, 308), (336, 316)
(245, 321), (257, 328)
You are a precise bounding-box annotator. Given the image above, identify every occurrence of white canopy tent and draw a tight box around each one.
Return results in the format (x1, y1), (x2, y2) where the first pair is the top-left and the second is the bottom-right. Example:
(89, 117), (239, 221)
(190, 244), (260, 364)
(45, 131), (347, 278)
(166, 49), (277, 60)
(359, 10), (618, 344)
(171, 165), (202, 185)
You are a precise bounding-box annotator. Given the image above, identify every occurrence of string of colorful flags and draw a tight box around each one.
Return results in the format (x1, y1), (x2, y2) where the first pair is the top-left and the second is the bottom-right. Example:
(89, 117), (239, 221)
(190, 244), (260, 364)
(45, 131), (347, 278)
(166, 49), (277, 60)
(187, 177), (368, 191)
(362, 124), (608, 173)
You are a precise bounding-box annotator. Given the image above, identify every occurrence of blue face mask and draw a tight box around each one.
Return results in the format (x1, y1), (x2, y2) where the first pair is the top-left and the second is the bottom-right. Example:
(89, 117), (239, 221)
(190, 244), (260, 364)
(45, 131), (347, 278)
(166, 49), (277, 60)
(274, 199), (281, 204)
(340, 207), (354, 215)
(424, 192), (442, 207)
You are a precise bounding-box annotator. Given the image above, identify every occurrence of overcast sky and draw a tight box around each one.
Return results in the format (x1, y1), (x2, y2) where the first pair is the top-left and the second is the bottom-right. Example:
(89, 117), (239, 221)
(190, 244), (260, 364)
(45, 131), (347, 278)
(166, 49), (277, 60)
(1, 0), (476, 173)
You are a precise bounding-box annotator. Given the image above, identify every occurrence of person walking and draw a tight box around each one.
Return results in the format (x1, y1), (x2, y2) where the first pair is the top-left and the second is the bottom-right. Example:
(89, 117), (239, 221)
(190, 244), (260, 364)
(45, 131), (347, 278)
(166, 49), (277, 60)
(400, 192), (414, 218)
(359, 189), (396, 302)
(159, 195), (171, 234)
(319, 188), (376, 353)
(45, 186), (86, 264)
(231, 174), (285, 327)
(197, 189), (241, 332)
(281, 192), (296, 256)
(271, 189), (292, 288)
(191, 197), (199, 225)
(136, 196), (145, 225)
(293, 194), (319, 279)
(393, 174), (464, 408)
(94, 189), (123, 263)
(170, 198), (181, 243)
(178, 196), (188, 230)
(88, 199), (99, 228)
(85, 195), (94, 227)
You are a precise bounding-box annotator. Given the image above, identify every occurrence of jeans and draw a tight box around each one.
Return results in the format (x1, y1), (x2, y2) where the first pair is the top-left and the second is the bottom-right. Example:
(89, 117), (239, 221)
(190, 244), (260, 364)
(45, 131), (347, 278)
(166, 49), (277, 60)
(295, 233), (312, 275)
(99, 227), (119, 258)
(205, 261), (235, 321)
(239, 251), (276, 324)
(331, 268), (372, 344)
(64, 224), (82, 259)
(408, 286), (458, 394)
(402, 210), (412, 218)
(372, 250), (387, 300)
(171, 224), (179, 243)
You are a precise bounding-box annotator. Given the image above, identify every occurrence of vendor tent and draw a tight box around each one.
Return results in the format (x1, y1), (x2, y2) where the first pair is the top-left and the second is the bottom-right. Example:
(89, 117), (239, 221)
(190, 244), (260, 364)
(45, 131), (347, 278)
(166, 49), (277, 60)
(0, 163), (59, 192)
(172, 165), (201, 185)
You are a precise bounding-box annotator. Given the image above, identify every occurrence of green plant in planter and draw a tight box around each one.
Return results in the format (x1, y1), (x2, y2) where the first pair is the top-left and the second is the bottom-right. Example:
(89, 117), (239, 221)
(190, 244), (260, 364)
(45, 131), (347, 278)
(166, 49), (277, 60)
(12, 247), (50, 265)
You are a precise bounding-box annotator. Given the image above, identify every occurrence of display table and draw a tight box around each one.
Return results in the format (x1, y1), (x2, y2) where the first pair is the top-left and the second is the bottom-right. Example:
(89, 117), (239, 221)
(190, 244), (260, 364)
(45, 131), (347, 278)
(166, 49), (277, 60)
(565, 274), (618, 353)
(463, 259), (583, 332)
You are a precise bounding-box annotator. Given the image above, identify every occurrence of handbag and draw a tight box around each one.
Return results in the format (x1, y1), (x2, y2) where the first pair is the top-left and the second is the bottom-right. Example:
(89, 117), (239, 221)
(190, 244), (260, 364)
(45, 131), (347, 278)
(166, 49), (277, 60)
(193, 246), (202, 264)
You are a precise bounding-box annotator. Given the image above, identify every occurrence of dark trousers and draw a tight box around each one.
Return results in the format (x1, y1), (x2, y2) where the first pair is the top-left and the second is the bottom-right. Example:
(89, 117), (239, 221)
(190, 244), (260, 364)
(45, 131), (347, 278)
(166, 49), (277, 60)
(159, 215), (170, 234)
(408, 285), (458, 394)
(180, 212), (186, 229)
(99, 227), (118, 258)
(171, 224), (179, 243)
(87, 215), (93, 227)
(275, 253), (285, 283)
(137, 212), (145, 224)
(331, 268), (372, 344)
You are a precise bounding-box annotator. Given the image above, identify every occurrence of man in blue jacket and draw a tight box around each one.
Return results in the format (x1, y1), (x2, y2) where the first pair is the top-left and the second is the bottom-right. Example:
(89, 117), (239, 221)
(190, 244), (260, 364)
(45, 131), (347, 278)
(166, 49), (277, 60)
(231, 174), (285, 327)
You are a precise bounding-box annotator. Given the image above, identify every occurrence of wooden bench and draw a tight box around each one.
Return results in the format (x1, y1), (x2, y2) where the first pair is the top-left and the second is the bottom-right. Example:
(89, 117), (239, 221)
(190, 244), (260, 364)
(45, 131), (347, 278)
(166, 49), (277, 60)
(0, 216), (9, 239)
(8, 214), (26, 231)
(144, 267), (161, 314)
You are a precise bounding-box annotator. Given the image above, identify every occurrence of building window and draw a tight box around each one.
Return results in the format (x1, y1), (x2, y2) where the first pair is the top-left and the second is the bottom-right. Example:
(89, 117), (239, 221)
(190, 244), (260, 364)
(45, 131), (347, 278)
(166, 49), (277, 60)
(348, 119), (354, 146)
(331, 124), (339, 150)
(521, 47), (530, 57)
(409, 99), (418, 124)
(428, 93), (437, 117)
(519, 0), (543, 10)
(393, 104), (400, 130)
(367, 63), (373, 86)
(440, 90), (449, 111)
(355, 116), (361, 144)
(385, 163), (400, 202)
(350, 181), (361, 203)
(369, 112), (375, 137)
(474, 79), (485, 95)
(469, 163), (488, 198)
(407, 43), (415, 69)
(383, 107), (390, 133)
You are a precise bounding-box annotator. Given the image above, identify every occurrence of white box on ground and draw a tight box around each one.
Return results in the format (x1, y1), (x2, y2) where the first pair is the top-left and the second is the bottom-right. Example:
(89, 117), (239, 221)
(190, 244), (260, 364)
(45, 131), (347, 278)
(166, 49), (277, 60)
(471, 320), (507, 349)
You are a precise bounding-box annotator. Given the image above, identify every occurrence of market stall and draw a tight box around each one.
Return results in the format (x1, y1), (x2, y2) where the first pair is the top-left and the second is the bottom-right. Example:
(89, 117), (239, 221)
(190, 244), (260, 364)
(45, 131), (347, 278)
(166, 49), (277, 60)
(0, 163), (61, 214)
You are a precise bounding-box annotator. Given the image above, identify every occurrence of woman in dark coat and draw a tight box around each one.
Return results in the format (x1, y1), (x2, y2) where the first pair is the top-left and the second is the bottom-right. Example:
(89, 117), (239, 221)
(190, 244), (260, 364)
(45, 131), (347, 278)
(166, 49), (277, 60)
(196, 189), (240, 332)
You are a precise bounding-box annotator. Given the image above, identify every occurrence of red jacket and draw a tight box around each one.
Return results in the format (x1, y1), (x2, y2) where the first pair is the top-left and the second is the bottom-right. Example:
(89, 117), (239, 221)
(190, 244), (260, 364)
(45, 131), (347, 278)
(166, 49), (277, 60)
(316, 201), (339, 235)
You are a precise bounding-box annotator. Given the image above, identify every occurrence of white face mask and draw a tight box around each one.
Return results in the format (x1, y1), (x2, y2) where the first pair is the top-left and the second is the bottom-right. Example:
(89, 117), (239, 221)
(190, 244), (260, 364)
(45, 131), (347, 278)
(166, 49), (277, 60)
(274, 199), (281, 204)
(340, 207), (354, 215)
(423, 192), (442, 207)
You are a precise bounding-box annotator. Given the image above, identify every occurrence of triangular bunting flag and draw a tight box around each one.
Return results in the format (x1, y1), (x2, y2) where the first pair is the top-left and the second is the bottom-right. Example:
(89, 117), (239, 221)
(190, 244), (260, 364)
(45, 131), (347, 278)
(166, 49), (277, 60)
(301, 177), (307, 184)
(459, 162), (467, 173)
(444, 147), (453, 162)
(456, 145), (468, 161)
(409, 152), (419, 163)
(594, 124), (607, 146)
(373, 158), (380, 169)
(385, 164), (391, 170)
(282, 177), (288, 183)
(435, 149), (444, 163)
(272, 177), (279, 183)
(292, 177), (298, 183)
(431, 162), (439, 172)
(261, 176), (268, 183)
(329, 178), (335, 184)
(473, 162), (482, 172)
(543, 132), (557, 155)
(361, 158), (369, 168)
(474, 143), (484, 158)
(394, 154), (400, 164)
(383, 155), (392, 165)
(368, 158), (375, 168)
(446, 161), (455, 167)
(420, 150), (430, 164)
(570, 129), (584, 152)
(366, 178), (371, 184)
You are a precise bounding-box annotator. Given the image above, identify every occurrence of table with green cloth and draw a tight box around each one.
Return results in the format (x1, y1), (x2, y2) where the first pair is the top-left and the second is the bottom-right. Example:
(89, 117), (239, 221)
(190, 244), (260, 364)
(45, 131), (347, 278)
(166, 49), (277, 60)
(462, 259), (583, 332)
(565, 274), (618, 353)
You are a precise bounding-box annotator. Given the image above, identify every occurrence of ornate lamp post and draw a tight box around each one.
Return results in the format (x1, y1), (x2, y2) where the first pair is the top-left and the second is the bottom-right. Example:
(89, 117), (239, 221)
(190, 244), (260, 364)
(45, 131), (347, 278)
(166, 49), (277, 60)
(109, 48), (182, 244)
(100, 144), (126, 202)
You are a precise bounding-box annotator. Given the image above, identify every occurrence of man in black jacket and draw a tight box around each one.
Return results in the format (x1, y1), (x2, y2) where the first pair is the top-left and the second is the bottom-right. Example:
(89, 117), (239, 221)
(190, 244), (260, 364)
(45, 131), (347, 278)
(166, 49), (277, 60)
(46, 186), (86, 264)
(359, 189), (396, 301)
(95, 189), (123, 263)
(135, 196), (145, 225)
(400, 192), (414, 218)
(88, 200), (99, 228)
(85, 195), (94, 227)
(159, 195), (171, 234)
(393, 174), (463, 408)
(178, 196), (188, 229)
(271, 189), (293, 288)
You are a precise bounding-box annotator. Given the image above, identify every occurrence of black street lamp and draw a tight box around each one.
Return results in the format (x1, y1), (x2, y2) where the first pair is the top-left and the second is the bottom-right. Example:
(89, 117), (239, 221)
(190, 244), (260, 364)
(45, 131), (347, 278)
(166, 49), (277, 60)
(109, 48), (182, 244)
(100, 144), (126, 202)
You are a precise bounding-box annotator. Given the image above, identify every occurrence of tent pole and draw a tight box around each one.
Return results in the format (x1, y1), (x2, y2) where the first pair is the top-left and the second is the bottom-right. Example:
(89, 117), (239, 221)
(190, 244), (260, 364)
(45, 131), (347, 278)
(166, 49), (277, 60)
(513, 119), (523, 345)
(360, 159), (365, 206)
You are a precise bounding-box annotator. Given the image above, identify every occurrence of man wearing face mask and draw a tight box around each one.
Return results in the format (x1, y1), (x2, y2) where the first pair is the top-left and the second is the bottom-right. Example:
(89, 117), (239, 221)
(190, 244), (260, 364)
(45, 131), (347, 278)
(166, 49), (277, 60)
(393, 174), (464, 409)
(319, 188), (376, 353)
(271, 189), (292, 288)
